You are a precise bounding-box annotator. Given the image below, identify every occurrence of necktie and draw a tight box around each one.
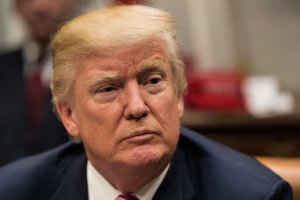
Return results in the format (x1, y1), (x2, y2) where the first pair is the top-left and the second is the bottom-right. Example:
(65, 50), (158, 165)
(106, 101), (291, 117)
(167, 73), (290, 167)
(25, 53), (47, 142)
(116, 194), (139, 200)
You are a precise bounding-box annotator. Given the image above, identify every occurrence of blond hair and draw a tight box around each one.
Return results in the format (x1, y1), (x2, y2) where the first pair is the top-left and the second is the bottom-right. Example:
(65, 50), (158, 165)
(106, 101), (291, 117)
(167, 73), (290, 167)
(50, 5), (186, 107)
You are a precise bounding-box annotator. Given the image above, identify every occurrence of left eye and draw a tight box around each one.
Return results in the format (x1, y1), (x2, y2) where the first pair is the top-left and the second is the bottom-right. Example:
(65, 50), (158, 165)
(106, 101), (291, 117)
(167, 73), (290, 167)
(144, 74), (163, 85)
(147, 77), (162, 85)
(142, 74), (165, 94)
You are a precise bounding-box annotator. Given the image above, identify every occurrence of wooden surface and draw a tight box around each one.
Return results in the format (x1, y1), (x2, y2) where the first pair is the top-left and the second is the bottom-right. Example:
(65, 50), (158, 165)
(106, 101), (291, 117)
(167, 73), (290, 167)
(181, 100), (300, 156)
(257, 156), (300, 200)
(182, 108), (300, 130)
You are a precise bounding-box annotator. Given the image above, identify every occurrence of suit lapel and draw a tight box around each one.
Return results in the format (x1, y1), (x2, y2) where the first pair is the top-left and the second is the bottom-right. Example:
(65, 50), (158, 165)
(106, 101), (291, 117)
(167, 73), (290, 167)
(49, 154), (88, 200)
(153, 148), (196, 200)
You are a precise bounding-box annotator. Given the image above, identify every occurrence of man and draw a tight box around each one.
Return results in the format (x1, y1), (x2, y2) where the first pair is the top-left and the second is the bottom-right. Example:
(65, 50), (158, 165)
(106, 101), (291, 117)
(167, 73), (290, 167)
(0, 0), (82, 165)
(0, 5), (292, 200)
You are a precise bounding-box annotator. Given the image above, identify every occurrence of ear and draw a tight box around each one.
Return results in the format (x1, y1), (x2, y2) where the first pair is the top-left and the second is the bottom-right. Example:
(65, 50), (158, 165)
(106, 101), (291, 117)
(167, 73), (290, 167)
(177, 95), (184, 119)
(56, 102), (80, 138)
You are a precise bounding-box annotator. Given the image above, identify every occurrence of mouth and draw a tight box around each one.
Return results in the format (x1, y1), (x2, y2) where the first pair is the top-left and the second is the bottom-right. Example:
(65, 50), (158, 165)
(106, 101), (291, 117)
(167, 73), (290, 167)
(122, 129), (159, 143)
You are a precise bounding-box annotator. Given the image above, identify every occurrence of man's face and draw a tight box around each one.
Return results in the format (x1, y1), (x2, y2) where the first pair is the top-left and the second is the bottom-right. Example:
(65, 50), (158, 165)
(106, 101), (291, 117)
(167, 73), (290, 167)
(16, 0), (76, 44)
(58, 40), (184, 171)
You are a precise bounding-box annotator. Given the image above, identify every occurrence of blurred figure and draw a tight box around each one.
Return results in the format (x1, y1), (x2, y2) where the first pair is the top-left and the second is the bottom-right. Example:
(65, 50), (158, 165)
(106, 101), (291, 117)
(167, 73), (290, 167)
(16, 0), (81, 49)
(0, 0), (82, 166)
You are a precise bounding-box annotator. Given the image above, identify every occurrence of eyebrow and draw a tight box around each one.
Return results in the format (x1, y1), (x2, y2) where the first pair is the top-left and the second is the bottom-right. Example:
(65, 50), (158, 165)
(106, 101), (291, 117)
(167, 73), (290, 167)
(136, 60), (168, 81)
(87, 75), (124, 93)
(86, 58), (168, 92)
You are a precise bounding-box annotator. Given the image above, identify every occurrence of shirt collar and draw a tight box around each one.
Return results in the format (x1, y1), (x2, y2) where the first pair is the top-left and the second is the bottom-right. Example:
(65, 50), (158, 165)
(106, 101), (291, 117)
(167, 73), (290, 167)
(22, 40), (52, 86)
(87, 161), (170, 200)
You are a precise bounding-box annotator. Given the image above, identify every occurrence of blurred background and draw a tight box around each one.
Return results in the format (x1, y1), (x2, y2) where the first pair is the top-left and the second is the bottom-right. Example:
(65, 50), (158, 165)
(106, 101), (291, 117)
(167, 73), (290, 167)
(0, 0), (299, 158)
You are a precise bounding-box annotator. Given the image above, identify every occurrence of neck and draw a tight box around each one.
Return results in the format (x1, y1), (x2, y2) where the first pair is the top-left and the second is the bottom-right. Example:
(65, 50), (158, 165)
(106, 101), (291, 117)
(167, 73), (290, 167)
(91, 159), (170, 193)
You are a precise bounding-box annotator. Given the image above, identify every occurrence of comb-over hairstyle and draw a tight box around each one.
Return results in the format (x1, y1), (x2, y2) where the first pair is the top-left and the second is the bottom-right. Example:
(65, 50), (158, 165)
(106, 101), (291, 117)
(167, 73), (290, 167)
(50, 5), (186, 107)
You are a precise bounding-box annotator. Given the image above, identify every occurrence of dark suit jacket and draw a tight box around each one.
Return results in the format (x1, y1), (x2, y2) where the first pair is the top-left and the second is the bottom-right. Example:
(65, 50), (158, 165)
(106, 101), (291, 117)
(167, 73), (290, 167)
(0, 49), (68, 166)
(0, 127), (292, 200)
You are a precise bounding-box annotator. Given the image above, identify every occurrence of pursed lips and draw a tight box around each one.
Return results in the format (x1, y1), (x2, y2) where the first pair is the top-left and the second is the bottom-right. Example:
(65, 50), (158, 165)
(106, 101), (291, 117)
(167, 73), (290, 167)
(122, 129), (159, 142)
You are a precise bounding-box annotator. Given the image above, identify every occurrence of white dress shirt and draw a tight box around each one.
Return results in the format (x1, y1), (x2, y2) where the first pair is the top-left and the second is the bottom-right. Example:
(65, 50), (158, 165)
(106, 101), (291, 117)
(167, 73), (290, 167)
(87, 161), (170, 200)
(23, 40), (52, 87)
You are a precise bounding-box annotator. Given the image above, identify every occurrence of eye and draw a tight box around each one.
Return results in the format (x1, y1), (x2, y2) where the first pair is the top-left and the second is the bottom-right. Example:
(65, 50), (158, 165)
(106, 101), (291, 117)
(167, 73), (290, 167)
(142, 74), (166, 94)
(145, 75), (162, 86)
(89, 79), (123, 103)
(96, 85), (118, 93)
(93, 84), (120, 102)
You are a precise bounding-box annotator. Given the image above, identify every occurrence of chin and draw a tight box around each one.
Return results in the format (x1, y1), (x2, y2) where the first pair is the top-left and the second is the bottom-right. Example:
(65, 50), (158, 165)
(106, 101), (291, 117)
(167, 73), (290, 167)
(126, 144), (172, 167)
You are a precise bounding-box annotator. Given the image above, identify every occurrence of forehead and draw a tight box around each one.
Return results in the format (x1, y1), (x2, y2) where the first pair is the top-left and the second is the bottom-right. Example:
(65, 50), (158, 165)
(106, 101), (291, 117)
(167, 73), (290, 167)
(77, 40), (170, 74)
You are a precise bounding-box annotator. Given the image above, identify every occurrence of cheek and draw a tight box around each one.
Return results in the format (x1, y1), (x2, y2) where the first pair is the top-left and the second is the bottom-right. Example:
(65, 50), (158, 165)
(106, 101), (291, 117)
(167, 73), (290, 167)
(148, 90), (182, 138)
(151, 91), (181, 118)
(75, 100), (123, 146)
(77, 110), (118, 161)
(77, 110), (116, 140)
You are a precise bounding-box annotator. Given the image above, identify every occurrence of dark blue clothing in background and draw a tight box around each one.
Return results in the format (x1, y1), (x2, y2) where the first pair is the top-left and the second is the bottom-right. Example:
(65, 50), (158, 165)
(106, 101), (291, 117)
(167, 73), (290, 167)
(0, 49), (68, 166)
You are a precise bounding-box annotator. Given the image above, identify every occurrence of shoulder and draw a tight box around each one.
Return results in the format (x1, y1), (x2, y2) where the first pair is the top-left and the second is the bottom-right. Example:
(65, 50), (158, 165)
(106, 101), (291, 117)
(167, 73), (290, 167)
(0, 48), (23, 62)
(0, 142), (86, 199)
(179, 126), (274, 175)
(0, 141), (84, 172)
(178, 127), (292, 199)
(0, 48), (23, 76)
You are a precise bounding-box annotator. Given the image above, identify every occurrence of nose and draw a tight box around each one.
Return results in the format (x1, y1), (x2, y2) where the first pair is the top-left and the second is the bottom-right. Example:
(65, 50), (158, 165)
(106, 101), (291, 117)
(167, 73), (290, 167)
(124, 82), (150, 121)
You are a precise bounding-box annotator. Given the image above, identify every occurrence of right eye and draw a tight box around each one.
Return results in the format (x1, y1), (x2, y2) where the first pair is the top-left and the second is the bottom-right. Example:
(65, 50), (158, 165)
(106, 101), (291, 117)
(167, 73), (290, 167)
(93, 84), (120, 102)
(96, 86), (118, 93)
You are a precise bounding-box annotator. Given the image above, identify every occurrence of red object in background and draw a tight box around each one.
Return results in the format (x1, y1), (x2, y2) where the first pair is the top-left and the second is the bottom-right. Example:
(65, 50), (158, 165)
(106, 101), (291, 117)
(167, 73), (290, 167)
(115, 0), (143, 4)
(185, 71), (245, 111)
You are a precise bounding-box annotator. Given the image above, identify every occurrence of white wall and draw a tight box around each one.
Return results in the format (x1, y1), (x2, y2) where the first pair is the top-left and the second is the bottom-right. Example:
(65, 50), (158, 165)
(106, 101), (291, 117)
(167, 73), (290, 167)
(185, 0), (238, 70)
(0, 0), (27, 52)
(234, 0), (300, 94)
(149, 0), (193, 56)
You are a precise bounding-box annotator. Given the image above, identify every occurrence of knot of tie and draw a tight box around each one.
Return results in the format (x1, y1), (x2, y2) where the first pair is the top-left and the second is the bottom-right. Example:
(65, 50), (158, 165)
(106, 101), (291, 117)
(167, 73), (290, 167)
(116, 194), (139, 200)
